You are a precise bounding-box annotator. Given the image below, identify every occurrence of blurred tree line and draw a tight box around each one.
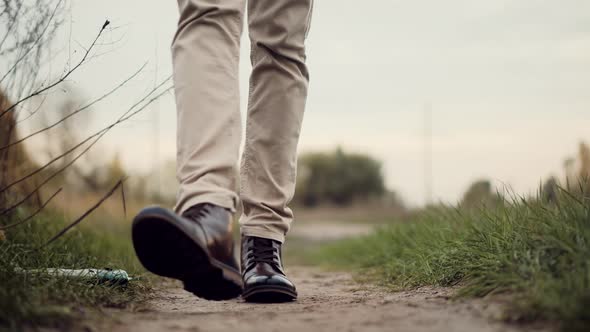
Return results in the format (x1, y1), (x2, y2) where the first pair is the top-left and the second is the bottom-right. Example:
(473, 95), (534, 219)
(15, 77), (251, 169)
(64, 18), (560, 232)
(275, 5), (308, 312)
(293, 148), (396, 207)
(460, 179), (502, 209)
(460, 141), (590, 209)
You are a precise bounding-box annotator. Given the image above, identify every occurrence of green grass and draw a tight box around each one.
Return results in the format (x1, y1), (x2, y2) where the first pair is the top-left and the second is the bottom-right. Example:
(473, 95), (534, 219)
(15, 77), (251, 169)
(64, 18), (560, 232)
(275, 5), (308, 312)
(310, 191), (590, 331)
(0, 208), (151, 330)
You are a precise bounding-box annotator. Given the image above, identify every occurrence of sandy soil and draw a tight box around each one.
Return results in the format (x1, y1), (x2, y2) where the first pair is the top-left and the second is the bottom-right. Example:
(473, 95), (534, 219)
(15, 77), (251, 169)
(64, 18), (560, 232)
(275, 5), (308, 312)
(78, 221), (554, 332)
(96, 267), (551, 332)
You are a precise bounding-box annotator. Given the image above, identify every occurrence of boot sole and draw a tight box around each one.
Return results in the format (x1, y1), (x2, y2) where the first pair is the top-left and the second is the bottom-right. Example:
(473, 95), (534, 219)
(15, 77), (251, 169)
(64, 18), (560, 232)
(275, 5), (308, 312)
(132, 207), (243, 301)
(242, 285), (297, 303)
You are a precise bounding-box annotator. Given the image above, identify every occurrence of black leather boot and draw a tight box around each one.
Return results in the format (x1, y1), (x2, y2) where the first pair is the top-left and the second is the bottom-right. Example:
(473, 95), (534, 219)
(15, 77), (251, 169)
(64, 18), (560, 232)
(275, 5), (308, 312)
(132, 204), (242, 300)
(241, 236), (297, 302)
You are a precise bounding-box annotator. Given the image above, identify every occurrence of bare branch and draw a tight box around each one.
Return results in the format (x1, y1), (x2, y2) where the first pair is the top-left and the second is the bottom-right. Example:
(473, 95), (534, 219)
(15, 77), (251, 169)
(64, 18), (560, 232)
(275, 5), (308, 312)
(0, 187), (62, 230)
(15, 93), (48, 124)
(38, 179), (123, 248)
(0, 0), (22, 51)
(0, 18), (109, 119)
(0, 77), (171, 195)
(0, 0), (63, 84)
(0, 82), (173, 215)
(0, 62), (148, 152)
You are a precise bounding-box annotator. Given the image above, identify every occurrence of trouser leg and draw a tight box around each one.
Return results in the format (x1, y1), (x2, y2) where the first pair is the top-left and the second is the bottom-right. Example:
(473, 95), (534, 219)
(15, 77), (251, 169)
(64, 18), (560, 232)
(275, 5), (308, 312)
(172, 0), (246, 214)
(239, 0), (313, 243)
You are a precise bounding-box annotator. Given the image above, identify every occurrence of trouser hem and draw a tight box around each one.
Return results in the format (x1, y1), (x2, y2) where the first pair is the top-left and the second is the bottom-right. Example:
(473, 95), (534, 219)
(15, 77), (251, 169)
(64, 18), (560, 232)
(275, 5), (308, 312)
(240, 226), (285, 243)
(174, 194), (237, 215)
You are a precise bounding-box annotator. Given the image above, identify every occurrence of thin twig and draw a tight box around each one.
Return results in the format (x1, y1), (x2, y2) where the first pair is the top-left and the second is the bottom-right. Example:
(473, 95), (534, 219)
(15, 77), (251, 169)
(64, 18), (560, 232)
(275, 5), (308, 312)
(0, 3), (19, 52)
(15, 93), (48, 124)
(0, 19), (110, 119)
(0, 0), (63, 85)
(0, 84), (173, 216)
(0, 63), (148, 152)
(0, 187), (62, 230)
(0, 79), (171, 195)
(38, 179), (123, 248)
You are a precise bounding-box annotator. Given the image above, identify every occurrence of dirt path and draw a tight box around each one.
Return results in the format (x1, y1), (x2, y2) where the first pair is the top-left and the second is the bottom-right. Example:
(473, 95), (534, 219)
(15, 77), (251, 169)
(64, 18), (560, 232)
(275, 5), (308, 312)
(90, 222), (551, 332)
(100, 266), (549, 332)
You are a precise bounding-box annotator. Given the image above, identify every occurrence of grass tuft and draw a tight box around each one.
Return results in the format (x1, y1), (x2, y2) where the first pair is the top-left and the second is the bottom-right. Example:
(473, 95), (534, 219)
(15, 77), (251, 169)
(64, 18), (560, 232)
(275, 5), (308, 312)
(311, 191), (590, 331)
(0, 208), (151, 329)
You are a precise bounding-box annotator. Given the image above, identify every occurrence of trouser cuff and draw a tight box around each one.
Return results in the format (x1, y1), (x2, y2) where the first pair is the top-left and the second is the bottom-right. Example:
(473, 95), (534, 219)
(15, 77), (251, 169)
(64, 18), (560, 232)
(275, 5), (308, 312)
(174, 193), (237, 215)
(240, 226), (285, 243)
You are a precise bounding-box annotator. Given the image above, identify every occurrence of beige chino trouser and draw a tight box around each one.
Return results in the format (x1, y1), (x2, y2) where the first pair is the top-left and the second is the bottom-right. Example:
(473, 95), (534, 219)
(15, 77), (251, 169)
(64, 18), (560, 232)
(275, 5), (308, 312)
(172, 0), (313, 243)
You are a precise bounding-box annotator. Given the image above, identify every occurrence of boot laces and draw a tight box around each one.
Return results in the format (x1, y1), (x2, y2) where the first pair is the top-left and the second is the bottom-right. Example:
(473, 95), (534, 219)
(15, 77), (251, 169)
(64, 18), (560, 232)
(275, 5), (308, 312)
(248, 237), (279, 266)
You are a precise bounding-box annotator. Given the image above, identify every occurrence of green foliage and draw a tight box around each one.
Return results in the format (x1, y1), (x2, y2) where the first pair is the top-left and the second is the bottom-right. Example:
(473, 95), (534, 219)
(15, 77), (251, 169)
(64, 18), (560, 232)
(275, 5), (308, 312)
(0, 210), (150, 329)
(311, 190), (590, 331)
(295, 148), (386, 206)
(460, 179), (502, 209)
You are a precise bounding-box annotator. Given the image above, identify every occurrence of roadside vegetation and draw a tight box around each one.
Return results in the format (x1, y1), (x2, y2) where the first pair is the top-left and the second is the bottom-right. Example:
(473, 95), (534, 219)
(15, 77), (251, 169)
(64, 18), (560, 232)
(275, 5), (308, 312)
(311, 188), (590, 331)
(0, 1), (166, 329)
(0, 208), (150, 329)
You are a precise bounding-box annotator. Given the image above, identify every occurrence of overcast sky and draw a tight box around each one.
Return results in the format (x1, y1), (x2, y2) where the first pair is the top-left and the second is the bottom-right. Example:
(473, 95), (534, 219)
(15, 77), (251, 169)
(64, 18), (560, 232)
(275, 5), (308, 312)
(13, 0), (590, 206)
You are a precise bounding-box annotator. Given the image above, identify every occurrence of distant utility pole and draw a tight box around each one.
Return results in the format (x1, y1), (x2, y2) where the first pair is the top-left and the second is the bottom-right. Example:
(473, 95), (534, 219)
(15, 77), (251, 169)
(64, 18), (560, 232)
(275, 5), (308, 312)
(423, 103), (433, 205)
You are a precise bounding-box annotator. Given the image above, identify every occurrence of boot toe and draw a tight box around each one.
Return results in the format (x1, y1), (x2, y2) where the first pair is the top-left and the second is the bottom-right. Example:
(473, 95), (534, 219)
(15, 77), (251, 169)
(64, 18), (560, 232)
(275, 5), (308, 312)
(243, 274), (297, 302)
(246, 274), (295, 288)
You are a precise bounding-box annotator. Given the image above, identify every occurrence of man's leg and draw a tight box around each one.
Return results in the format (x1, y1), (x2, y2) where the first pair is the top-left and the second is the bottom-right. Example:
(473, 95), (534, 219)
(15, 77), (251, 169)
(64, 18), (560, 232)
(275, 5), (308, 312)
(174, 0), (245, 215)
(132, 0), (246, 301)
(239, 0), (313, 302)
